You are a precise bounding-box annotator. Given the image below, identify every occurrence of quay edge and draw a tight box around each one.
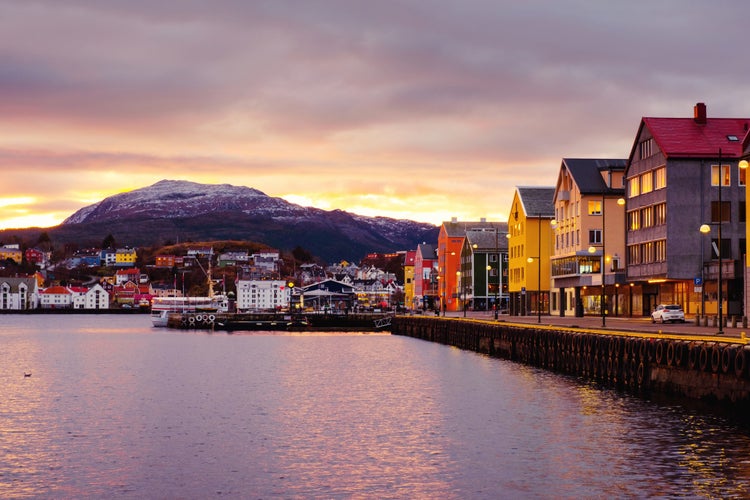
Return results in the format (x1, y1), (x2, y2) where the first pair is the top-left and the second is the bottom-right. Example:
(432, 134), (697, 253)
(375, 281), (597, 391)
(391, 316), (750, 406)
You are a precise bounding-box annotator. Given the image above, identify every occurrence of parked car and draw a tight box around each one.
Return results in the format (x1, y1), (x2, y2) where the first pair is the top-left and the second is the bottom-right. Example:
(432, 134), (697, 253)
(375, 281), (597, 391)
(651, 304), (685, 323)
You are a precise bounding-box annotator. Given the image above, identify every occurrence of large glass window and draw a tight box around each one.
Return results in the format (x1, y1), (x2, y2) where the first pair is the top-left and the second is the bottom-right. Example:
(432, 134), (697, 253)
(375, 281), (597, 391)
(589, 229), (602, 244)
(654, 203), (666, 225)
(628, 210), (640, 231)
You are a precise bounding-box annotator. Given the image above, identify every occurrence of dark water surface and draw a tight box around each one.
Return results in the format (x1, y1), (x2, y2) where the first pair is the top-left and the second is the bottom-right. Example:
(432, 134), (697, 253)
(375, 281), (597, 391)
(3, 315), (750, 498)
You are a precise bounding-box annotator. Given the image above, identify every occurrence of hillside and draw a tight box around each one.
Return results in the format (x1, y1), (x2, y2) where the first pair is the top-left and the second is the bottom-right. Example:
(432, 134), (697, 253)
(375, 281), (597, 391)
(0, 180), (439, 262)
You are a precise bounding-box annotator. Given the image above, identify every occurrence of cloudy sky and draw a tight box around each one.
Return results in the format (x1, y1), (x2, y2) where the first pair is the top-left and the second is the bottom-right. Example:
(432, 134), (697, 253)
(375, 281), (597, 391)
(2, 0), (749, 229)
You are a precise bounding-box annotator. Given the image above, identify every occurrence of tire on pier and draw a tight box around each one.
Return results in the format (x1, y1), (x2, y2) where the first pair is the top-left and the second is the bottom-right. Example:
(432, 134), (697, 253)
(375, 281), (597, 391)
(710, 343), (721, 373)
(666, 341), (675, 367)
(673, 341), (687, 368)
(735, 347), (749, 379)
(655, 340), (665, 365)
(721, 345), (736, 375)
(699, 343), (710, 372)
(688, 342), (700, 370)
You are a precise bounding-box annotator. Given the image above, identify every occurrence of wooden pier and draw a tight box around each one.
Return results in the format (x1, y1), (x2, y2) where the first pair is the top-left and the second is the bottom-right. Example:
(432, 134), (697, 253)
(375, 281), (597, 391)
(391, 316), (750, 405)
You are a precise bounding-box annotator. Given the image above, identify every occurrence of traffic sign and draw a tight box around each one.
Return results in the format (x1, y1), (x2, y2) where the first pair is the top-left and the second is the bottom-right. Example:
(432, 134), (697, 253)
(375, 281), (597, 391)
(694, 277), (703, 286)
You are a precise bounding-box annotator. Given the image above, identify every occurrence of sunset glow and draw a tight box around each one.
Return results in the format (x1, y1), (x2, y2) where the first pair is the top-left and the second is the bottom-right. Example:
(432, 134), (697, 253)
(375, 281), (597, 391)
(3, 2), (750, 230)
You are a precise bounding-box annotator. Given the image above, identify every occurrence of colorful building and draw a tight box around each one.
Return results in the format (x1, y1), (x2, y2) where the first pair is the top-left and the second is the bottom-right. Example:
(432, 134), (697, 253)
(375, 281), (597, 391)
(506, 187), (555, 316)
(550, 158), (627, 317)
(403, 250), (416, 310)
(625, 102), (749, 317)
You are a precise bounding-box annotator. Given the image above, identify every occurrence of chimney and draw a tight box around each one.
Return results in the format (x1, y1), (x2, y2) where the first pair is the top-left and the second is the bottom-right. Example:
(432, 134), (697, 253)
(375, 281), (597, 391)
(694, 102), (707, 124)
(451, 217), (458, 223)
(480, 217), (487, 223)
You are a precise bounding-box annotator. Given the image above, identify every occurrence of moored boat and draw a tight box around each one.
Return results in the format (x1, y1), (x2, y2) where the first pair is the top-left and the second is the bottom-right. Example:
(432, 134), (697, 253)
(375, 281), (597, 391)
(151, 295), (228, 327)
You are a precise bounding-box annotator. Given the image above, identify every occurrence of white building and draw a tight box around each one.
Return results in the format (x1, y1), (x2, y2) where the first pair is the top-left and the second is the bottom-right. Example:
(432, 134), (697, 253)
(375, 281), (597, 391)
(0, 277), (39, 310)
(236, 279), (291, 312)
(39, 286), (73, 309)
(70, 284), (110, 309)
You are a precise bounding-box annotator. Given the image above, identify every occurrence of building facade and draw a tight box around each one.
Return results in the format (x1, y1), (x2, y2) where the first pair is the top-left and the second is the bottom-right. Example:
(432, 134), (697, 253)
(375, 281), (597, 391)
(236, 279), (291, 312)
(506, 187), (555, 316)
(550, 158), (627, 317)
(625, 102), (748, 317)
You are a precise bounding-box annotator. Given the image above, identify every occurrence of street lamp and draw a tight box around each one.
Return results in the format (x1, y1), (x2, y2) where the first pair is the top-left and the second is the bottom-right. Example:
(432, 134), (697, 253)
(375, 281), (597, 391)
(456, 270), (465, 317)
(588, 195), (625, 328)
(700, 148), (732, 335)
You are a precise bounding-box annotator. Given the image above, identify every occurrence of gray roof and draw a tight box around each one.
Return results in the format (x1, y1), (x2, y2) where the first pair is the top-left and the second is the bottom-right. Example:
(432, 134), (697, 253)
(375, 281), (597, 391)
(561, 158), (627, 195)
(416, 243), (436, 259)
(0, 277), (38, 293)
(441, 220), (508, 238)
(516, 186), (555, 218)
(464, 229), (509, 252)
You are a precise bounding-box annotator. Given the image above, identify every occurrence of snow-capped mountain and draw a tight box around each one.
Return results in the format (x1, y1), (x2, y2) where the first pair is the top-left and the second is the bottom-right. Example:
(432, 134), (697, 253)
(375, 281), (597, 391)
(61, 180), (439, 262)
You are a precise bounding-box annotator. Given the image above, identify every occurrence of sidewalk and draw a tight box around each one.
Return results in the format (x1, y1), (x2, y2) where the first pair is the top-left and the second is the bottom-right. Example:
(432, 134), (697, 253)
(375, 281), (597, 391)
(420, 310), (748, 339)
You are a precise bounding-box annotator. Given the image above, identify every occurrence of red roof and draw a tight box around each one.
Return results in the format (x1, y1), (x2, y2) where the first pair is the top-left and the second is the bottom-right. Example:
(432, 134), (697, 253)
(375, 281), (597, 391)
(41, 286), (71, 295)
(644, 117), (750, 158)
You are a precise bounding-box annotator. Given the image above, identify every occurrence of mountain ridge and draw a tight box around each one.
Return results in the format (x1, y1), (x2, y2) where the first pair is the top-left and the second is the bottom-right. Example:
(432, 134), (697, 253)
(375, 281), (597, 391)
(43, 179), (440, 262)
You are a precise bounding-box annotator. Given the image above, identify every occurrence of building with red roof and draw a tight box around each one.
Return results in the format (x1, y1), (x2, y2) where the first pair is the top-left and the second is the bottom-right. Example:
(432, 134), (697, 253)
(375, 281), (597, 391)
(624, 102), (748, 319)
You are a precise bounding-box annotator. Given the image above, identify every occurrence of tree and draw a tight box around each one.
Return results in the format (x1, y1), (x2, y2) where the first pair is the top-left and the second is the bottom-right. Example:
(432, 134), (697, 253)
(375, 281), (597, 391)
(102, 234), (116, 249)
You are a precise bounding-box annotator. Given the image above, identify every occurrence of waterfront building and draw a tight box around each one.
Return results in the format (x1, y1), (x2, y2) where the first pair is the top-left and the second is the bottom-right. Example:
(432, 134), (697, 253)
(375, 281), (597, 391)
(403, 250), (416, 310)
(459, 227), (509, 313)
(625, 102), (748, 317)
(0, 276), (39, 310)
(236, 279), (291, 312)
(413, 243), (438, 311)
(506, 187), (555, 316)
(438, 219), (504, 312)
(294, 279), (355, 312)
(550, 158), (627, 317)
(69, 284), (110, 309)
(40, 285), (73, 309)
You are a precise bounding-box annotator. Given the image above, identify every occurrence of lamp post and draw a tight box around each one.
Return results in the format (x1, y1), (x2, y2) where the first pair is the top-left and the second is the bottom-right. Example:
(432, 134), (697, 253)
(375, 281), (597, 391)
(456, 270), (465, 317)
(588, 194), (625, 328)
(700, 149), (732, 335)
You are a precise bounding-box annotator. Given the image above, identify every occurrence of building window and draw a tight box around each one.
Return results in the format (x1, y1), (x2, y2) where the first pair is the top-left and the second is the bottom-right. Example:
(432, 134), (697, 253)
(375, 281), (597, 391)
(640, 138), (654, 159)
(655, 240), (666, 262)
(589, 229), (602, 244)
(711, 164), (731, 186)
(640, 172), (653, 194)
(641, 206), (653, 228)
(588, 200), (602, 215)
(654, 203), (666, 225)
(741, 201), (746, 223)
(642, 242), (655, 263)
(740, 165), (747, 187)
(710, 239), (732, 259)
(710, 201), (731, 223)
(654, 166), (666, 190)
(628, 245), (641, 265)
(628, 210), (641, 231)
(628, 177), (640, 198)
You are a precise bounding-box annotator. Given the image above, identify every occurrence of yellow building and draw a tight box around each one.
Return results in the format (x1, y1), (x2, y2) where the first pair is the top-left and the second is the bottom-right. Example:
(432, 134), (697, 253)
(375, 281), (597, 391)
(115, 247), (137, 267)
(0, 245), (23, 264)
(403, 250), (416, 310)
(506, 187), (555, 316)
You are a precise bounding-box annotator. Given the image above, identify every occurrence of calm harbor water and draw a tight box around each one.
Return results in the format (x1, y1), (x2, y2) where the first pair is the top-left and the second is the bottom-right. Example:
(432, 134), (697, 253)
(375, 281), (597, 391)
(3, 315), (750, 498)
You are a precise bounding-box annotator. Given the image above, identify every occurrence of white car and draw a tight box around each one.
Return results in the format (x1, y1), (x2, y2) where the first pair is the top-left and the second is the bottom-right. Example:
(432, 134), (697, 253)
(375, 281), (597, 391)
(651, 304), (685, 324)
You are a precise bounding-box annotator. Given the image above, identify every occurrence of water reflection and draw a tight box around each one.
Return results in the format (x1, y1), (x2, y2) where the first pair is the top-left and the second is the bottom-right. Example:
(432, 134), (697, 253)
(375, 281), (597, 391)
(2, 315), (750, 498)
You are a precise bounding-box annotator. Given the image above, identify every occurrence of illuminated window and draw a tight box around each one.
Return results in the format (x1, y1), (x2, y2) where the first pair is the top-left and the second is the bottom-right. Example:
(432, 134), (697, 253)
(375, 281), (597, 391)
(711, 164), (731, 186)
(628, 210), (640, 231)
(654, 203), (666, 225)
(740, 165), (746, 187)
(628, 177), (640, 197)
(654, 167), (666, 189)
(640, 172), (653, 194)
(588, 200), (602, 215)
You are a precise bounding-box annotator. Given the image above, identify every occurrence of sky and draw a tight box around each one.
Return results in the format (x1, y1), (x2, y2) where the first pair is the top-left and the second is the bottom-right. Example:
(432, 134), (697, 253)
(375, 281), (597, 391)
(2, 0), (750, 230)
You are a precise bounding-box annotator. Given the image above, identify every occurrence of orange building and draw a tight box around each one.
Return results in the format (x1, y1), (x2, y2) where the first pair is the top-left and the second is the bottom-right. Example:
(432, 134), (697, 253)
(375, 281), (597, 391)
(438, 218), (505, 312)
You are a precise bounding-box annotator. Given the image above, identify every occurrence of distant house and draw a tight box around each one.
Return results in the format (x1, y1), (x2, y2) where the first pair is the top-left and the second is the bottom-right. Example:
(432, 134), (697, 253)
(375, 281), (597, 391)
(0, 277), (39, 310)
(115, 248), (137, 267)
(403, 250), (416, 311)
(116, 268), (141, 285)
(0, 244), (22, 264)
(69, 284), (110, 309)
(40, 285), (73, 309)
(297, 279), (355, 311)
(25, 248), (50, 269)
(101, 248), (117, 267)
(413, 243), (438, 311)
